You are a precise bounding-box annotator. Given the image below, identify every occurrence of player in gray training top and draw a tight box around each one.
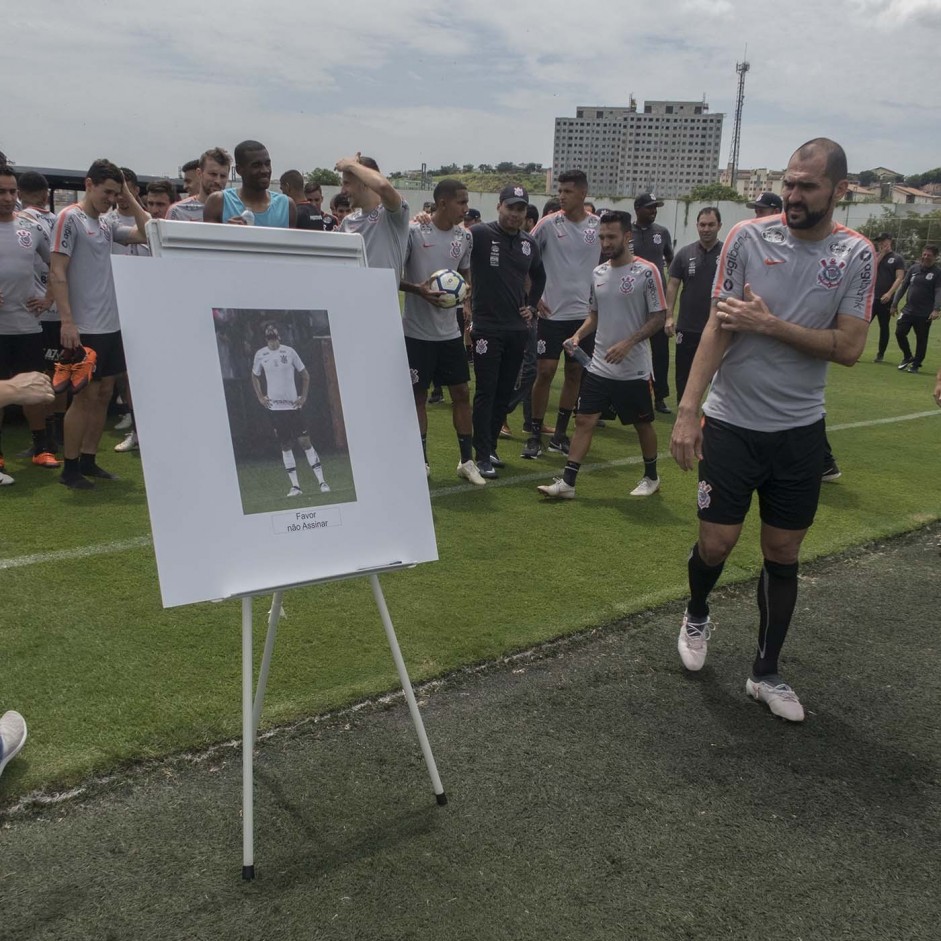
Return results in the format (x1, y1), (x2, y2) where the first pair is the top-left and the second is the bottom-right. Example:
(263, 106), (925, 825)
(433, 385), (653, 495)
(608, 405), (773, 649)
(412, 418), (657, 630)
(336, 154), (410, 276)
(670, 137), (874, 723)
(167, 147), (231, 222)
(50, 160), (150, 490)
(526, 169), (600, 459)
(399, 178), (484, 486)
(252, 324), (329, 498)
(537, 210), (666, 501)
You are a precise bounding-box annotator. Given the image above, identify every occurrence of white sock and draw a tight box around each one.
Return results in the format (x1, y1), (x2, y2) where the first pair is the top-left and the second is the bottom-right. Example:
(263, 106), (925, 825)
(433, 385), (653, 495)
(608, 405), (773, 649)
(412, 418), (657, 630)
(305, 446), (325, 484)
(282, 450), (299, 487)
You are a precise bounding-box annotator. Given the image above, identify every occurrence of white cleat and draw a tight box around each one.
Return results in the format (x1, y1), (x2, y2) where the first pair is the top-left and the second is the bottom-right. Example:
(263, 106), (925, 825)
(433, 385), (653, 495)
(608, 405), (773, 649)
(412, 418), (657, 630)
(114, 431), (139, 452)
(457, 459), (487, 486)
(319, 481), (331, 493)
(746, 676), (805, 722)
(630, 476), (660, 496)
(0, 470), (14, 486)
(287, 485), (303, 497)
(114, 413), (133, 431)
(537, 477), (576, 500)
(0, 710), (27, 777)
(677, 612), (712, 671)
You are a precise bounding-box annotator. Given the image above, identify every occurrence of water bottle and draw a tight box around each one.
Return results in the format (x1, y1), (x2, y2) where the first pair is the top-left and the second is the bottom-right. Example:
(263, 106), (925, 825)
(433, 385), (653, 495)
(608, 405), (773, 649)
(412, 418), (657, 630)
(563, 338), (592, 368)
(240, 209), (255, 225)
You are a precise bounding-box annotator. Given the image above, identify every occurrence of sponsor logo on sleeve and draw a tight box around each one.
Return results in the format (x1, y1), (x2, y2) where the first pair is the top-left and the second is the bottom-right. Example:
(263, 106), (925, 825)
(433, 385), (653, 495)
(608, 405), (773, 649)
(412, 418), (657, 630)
(760, 227), (787, 244)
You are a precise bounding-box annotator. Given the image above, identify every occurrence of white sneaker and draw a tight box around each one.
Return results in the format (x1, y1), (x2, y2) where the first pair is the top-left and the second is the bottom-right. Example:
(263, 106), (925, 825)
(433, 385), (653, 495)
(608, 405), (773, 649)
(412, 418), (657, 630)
(537, 477), (576, 499)
(677, 612), (712, 671)
(114, 413), (133, 431)
(0, 710), (27, 777)
(630, 476), (660, 496)
(114, 431), (139, 452)
(319, 481), (331, 493)
(0, 470), (13, 486)
(425, 463), (431, 478)
(746, 676), (805, 722)
(287, 485), (303, 497)
(457, 459), (487, 486)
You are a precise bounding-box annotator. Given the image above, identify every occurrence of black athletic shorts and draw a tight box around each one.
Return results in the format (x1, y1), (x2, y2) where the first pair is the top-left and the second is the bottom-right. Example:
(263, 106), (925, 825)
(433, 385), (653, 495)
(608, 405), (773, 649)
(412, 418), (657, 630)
(40, 321), (63, 366)
(697, 415), (826, 530)
(80, 331), (126, 379)
(0, 332), (46, 378)
(577, 371), (654, 425)
(405, 335), (470, 390)
(268, 408), (308, 446)
(536, 317), (595, 361)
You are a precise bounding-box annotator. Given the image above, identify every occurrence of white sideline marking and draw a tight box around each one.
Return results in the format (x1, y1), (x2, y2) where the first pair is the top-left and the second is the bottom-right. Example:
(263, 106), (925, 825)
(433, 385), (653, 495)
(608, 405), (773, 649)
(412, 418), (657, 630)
(2, 410), (938, 571)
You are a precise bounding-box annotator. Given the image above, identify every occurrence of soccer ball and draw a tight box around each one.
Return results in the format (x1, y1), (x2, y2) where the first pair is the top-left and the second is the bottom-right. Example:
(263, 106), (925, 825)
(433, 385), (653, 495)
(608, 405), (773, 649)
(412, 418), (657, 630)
(429, 269), (468, 309)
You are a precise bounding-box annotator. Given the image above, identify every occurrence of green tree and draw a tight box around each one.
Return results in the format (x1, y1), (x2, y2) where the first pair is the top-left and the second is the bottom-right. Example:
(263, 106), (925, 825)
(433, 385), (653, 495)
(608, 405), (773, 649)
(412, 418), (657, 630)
(477, 163), (494, 173)
(859, 208), (941, 261)
(462, 163), (475, 173)
(857, 170), (877, 187)
(305, 167), (341, 186)
(496, 161), (518, 173)
(685, 183), (745, 202)
(905, 167), (941, 189)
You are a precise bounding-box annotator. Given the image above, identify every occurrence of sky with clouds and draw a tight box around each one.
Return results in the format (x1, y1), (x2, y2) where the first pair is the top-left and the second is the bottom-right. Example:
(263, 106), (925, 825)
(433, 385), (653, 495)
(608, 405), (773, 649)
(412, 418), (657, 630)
(3, 0), (940, 183)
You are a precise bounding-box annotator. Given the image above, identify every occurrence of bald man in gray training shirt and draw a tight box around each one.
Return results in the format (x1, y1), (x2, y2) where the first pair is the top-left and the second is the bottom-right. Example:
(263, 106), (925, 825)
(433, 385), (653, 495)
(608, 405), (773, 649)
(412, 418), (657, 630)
(670, 138), (874, 723)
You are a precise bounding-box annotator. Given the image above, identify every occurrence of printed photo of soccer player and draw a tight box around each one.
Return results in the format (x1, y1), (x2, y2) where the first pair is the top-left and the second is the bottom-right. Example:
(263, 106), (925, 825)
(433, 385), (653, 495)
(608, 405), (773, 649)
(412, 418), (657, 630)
(212, 307), (356, 515)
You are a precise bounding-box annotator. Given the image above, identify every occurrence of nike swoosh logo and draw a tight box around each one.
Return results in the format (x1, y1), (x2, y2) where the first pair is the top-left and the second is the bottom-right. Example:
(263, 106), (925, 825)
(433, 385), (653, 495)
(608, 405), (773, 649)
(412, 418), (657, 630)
(764, 259), (786, 266)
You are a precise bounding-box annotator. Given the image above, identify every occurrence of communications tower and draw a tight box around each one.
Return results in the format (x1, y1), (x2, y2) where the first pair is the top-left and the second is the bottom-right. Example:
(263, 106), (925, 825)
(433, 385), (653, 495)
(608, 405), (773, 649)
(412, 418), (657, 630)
(727, 55), (750, 185)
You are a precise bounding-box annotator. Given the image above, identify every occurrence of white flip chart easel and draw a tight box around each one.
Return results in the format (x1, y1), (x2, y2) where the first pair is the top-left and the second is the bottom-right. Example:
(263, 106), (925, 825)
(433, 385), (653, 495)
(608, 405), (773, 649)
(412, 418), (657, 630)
(112, 219), (445, 880)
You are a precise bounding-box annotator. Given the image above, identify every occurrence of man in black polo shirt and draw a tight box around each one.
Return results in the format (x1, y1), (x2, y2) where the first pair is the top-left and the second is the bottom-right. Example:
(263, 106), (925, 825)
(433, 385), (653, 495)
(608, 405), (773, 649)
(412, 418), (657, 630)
(665, 207), (723, 404)
(871, 232), (905, 362)
(468, 184), (546, 478)
(892, 244), (941, 373)
(632, 194), (674, 413)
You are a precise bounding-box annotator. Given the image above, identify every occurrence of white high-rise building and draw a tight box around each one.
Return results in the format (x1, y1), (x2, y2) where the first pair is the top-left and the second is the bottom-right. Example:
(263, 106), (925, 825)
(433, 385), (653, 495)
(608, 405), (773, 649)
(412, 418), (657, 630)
(552, 99), (724, 199)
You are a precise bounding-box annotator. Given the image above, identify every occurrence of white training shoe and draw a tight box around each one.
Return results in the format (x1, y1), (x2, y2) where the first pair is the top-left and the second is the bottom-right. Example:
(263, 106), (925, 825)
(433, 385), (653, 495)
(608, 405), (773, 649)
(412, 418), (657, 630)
(0, 470), (14, 486)
(425, 463), (431, 478)
(0, 710), (27, 778)
(287, 485), (303, 497)
(537, 477), (576, 499)
(457, 459), (487, 486)
(114, 431), (139, 452)
(630, 476), (661, 496)
(114, 413), (133, 431)
(677, 612), (712, 671)
(746, 676), (805, 722)
(319, 481), (331, 493)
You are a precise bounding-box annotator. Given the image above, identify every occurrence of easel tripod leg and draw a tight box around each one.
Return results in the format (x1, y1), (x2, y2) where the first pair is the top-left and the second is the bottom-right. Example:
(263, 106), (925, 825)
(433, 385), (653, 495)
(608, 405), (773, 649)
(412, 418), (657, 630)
(369, 574), (447, 805)
(241, 596), (255, 880)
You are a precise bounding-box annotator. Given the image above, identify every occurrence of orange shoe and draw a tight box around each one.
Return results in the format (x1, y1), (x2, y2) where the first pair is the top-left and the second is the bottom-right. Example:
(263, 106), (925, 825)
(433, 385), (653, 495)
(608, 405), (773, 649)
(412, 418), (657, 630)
(70, 346), (98, 393)
(52, 358), (73, 394)
(32, 451), (62, 468)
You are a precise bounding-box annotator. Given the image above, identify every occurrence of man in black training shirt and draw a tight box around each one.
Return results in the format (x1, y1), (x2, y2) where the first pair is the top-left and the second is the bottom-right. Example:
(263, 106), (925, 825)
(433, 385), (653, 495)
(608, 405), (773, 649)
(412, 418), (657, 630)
(632, 193), (674, 413)
(468, 184), (546, 478)
(870, 232), (905, 362)
(665, 207), (723, 404)
(891, 244), (940, 373)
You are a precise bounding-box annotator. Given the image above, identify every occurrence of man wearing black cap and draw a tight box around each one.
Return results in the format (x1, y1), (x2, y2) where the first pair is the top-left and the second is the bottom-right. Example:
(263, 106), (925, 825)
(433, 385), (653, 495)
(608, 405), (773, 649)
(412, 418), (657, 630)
(463, 208), (481, 230)
(467, 184), (546, 478)
(871, 232), (905, 362)
(746, 192), (783, 218)
(632, 194), (673, 413)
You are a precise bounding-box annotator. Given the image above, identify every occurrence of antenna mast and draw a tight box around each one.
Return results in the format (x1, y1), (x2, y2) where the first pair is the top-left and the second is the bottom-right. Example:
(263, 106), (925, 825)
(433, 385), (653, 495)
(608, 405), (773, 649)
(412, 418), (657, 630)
(728, 52), (750, 185)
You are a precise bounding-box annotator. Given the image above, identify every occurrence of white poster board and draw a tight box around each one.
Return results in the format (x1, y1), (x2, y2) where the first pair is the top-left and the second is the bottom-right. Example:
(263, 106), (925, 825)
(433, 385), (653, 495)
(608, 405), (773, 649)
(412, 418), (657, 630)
(112, 256), (437, 607)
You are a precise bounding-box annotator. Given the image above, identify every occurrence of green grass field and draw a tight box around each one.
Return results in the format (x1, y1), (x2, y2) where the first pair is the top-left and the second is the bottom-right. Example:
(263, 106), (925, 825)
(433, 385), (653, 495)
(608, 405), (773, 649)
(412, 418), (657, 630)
(1, 325), (939, 803)
(235, 452), (356, 515)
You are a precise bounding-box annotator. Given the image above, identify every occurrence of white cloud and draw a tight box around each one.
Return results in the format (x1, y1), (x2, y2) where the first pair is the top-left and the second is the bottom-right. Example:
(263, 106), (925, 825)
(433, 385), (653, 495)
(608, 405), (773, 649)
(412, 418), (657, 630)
(3, 0), (940, 179)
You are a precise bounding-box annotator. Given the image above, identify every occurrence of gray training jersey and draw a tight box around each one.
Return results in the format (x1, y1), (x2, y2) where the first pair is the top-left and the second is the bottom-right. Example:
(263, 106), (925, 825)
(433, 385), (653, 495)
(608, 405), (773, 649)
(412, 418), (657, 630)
(166, 196), (205, 222)
(340, 201), (410, 276)
(705, 216), (875, 432)
(53, 204), (137, 333)
(587, 257), (667, 381)
(105, 211), (151, 257)
(402, 221), (472, 341)
(530, 210), (600, 321)
(17, 207), (57, 322)
(0, 219), (49, 335)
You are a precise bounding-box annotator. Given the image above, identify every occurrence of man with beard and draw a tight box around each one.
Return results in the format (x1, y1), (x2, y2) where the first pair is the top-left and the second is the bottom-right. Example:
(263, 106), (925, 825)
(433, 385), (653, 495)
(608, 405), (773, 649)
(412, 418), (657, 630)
(670, 138), (874, 722)
(204, 140), (296, 228)
(168, 147), (231, 222)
